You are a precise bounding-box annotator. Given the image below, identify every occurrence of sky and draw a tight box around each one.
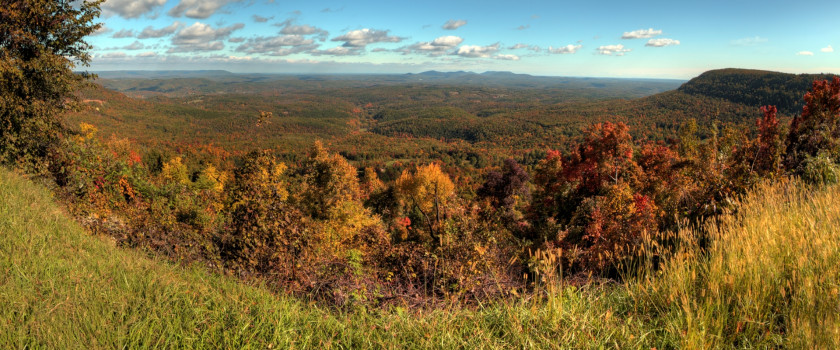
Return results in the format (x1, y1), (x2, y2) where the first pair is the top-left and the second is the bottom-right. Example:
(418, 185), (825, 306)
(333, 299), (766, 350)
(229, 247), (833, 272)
(87, 0), (840, 79)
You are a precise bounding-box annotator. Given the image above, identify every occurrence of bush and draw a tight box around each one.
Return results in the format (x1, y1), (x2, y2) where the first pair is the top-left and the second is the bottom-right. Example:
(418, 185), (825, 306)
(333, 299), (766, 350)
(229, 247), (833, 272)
(800, 152), (840, 185)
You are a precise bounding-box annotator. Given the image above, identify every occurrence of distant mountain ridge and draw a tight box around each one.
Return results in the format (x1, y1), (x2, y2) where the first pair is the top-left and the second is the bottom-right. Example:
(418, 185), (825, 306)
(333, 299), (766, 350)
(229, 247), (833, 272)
(95, 70), (235, 79)
(678, 68), (838, 115)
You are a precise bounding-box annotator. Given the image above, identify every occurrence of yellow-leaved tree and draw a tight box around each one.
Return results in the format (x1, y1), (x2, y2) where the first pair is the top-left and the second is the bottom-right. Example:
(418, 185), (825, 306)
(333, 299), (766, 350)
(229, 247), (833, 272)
(394, 163), (455, 245)
(297, 141), (386, 261)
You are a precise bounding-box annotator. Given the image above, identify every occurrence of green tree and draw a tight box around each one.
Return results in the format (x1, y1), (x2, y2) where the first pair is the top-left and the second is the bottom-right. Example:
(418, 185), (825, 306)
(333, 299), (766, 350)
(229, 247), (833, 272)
(0, 0), (102, 170)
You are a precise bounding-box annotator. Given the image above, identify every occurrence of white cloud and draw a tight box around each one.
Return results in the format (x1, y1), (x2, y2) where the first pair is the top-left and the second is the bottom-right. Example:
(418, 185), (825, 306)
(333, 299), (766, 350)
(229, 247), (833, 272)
(102, 0), (166, 19)
(597, 44), (631, 56)
(252, 15), (272, 23)
(123, 41), (146, 50)
(432, 36), (464, 47)
(508, 43), (541, 52)
(311, 46), (363, 56)
(494, 54), (519, 61)
(548, 44), (582, 54)
(455, 43), (500, 58)
(516, 25), (529, 30)
(168, 0), (242, 19)
(98, 52), (128, 59)
(398, 36), (463, 56)
(621, 28), (662, 39)
(111, 29), (135, 38)
(442, 19), (467, 30)
(136, 51), (158, 58)
(169, 22), (244, 53)
(646, 38), (680, 47)
(235, 35), (318, 56)
(280, 24), (329, 41)
(331, 29), (405, 48)
(821, 45), (834, 53)
(797, 51), (814, 56)
(731, 36), (768, 46)
(137, 22), (183, 39)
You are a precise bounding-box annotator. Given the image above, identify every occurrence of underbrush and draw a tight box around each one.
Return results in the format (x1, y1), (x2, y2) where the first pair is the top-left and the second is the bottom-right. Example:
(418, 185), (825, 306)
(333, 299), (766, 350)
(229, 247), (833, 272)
(3, 167), (838, 347)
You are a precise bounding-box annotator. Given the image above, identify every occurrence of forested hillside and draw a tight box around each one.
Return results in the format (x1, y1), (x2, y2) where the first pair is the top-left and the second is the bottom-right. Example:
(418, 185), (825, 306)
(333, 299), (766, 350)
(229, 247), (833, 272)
(69, 69), (829, 170)
(679, 68), (837, 114)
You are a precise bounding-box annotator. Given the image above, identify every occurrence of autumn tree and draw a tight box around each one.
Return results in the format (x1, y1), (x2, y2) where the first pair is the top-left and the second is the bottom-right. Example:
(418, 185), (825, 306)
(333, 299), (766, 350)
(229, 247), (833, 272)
(296, 142), (386, 260)
(580, 182), (657, 271)
(729, 105), (785, 185)
(220, 150), (301, 274)
(297, 141), (363, 219)
(530, 122), (642, 241)
(0, 0), (102, 170)
(478, 158), (531, 226)
(785, 77), (840, 171)
(394, 163), (456, 244)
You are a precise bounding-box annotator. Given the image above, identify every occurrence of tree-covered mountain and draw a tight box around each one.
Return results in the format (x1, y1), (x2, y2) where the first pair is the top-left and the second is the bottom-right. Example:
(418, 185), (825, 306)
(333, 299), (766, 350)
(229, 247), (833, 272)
(678, 68), (837, 114)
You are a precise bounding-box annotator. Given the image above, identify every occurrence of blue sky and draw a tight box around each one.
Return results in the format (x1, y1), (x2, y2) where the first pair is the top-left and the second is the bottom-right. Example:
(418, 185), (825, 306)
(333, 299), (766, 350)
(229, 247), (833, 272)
(88, 0), (840, 78)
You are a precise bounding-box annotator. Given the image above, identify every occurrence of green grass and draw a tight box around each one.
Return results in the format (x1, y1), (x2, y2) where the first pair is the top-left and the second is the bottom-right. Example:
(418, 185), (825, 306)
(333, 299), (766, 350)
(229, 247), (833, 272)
(0, 167), (658, 348)
(2, 167), (839, 348)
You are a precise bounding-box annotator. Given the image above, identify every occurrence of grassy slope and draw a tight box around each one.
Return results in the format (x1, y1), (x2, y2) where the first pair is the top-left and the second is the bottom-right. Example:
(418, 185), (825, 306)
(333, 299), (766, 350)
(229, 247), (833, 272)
(2, 166), (838, 348)
(0, 168), (656, 349)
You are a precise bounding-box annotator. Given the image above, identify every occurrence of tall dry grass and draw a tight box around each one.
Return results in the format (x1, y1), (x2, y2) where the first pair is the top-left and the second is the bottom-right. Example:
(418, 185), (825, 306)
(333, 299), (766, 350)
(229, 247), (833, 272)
(632, 179), (840, 347)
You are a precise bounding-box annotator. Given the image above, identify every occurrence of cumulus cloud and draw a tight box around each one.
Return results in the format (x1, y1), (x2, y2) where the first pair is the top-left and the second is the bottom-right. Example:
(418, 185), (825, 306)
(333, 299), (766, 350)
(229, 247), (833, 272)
(398, 36), (463, 56)
(331, 29), (405, 48)
(621, 28), (662, 39)
(111, 29), (135, 38)
(494, 54), (519, 61)
(137, 51), (158, 58)
(442, 19), (467, 30)
(455, 43), (500, 58)
(310, 46), (363, 56)
(169, 22), (244, 53)
(797, 51), (814, 56)
(597, 44), (631, 56)
(280, 24), (329, 41)
(168, 0), (243, 19)
(821, 45), (834, 53)
(508, 43), (541, 52)
(235, 35), (318, 56)
(228, 37), (246, 43)
(123, 41), (146, 50)
(102, 0), (166, 19)
(516, 25), (529, 30)
(137, 21), (183, 39)
(548, 44), (582, 54)
(731, 36), (768, 46)
(646, 38), (680, 47)
(253, 15), (273, 23)
(98, 52), (128, 59)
